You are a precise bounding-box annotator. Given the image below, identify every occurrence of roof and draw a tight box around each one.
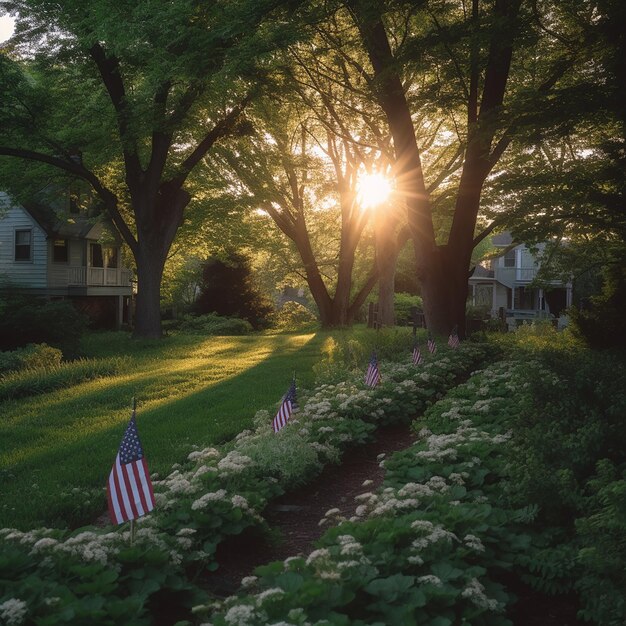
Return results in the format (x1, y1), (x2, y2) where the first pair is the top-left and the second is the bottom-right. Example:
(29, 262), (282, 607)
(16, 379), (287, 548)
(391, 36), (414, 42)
(469, 265), (495, 280)
(491, 231), (513, 246)
(22, 202), (96, 238)
(21, 200), (119, 243)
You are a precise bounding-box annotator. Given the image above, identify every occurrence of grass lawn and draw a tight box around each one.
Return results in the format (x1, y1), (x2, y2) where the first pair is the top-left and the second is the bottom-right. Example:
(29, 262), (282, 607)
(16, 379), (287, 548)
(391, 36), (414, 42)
(0, 329), (331, 530)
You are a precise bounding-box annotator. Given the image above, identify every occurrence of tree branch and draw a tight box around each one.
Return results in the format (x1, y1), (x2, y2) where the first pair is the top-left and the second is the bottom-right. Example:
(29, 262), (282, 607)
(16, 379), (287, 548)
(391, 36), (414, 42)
(0, 146), (137, 250)
(167, 92), (254, 192)
(89, 43), (142, 179)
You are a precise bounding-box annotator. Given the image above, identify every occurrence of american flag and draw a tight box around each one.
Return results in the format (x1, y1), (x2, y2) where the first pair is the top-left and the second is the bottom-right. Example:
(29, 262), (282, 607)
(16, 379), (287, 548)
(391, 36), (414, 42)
(107, 407), (155, 525)
(272, 379), (297, 433)
(412, 343), (423, 365)
(427, 333), (437, 354)
(365, 351), (381, 387)
(448, 326), (460, 349)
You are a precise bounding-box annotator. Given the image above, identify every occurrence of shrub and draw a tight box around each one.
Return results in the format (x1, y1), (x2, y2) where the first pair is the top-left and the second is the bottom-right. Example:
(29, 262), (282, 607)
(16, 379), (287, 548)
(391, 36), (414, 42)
(193, 251), (273, 329)
(394, 292), (423, 325)
(575, 463), (626, 626)
(0, 343), (62, 374)
(0, 293), (86, 355)
(569, 257), (626, 350)
(0, 357), (127, 401)
(177, 313), (253, 335)
(465, 303), (491, 320)
(271, 301), (318, 330)
(0, 350), (20, 374)
(313, 328), (423, 384)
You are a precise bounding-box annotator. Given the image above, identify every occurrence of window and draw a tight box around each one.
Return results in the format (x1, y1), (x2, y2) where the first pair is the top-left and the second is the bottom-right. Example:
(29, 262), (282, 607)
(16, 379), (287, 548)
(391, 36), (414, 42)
(90, 243), (104, 267)
(52, 239), (68, 263)
(90, 243), (120, 268)
(14, 229), (32, 261)
(103, 247), (118, 269)
(503, 249), (516, 267)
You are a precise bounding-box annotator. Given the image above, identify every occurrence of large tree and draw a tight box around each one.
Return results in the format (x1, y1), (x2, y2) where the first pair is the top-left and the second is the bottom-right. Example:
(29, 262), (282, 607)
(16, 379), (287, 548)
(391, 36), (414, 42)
(210, 97), (380, 327)
(345, 0), (581, 336)
(0, 0), (309, 338)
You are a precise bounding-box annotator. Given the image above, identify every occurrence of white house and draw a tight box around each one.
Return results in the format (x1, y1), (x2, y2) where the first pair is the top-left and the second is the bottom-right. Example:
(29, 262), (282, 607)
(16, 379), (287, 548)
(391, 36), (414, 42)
(468, 232), (572, 327)
(0, 191), (133, 329)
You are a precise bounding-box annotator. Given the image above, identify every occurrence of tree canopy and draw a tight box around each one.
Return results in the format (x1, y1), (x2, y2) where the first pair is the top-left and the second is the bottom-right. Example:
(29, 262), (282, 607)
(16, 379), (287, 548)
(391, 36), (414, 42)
(0, 0), (315, 337)
(1, 0), (622, 335)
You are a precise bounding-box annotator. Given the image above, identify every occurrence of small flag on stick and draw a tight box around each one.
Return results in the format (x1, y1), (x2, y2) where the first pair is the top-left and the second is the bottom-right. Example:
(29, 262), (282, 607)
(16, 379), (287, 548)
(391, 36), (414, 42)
(365, 351), (381, 387)
(427, 332), (437, 354)
(107, 400), (155, 526)
(448, 325), (460, 349)
(412, 342), (423, 365)
(272, 378), (297, 433)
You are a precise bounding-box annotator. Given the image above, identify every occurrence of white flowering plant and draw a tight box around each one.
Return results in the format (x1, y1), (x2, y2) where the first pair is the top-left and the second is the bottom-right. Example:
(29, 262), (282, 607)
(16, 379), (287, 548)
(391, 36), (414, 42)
(199, 358), (547, 626)
(0, 341), (495, 625)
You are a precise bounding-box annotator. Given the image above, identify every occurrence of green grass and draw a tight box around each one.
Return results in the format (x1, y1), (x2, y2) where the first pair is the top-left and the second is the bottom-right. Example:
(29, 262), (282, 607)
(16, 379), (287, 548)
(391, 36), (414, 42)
(0, 329), (329, 530)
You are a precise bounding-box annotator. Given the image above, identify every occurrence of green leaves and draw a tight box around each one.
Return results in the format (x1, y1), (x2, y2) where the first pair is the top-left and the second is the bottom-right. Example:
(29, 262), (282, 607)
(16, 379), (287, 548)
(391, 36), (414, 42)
(365, 574), (417, 602)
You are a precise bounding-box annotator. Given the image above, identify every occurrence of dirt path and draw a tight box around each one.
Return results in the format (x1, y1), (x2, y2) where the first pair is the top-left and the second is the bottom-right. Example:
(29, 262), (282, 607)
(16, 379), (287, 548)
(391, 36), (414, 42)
(202, 420), (584, 626)
(204, 421), (416, 595)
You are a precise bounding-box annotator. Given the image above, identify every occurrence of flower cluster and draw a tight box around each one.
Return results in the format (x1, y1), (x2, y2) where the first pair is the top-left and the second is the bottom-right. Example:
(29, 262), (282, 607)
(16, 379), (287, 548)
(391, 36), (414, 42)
(204, 356), (545, 625)
(0, 342), (494, 625)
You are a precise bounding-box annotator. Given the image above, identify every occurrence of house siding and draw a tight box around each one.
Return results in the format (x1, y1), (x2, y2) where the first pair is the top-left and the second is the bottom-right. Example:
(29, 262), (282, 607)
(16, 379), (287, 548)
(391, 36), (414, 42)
(0, 201), (48, 289)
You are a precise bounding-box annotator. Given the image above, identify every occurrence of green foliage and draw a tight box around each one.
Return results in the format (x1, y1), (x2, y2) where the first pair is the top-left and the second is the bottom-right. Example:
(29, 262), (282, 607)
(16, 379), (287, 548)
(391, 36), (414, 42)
(271, 301), (318, 331)
(394, 292), (423, 325)
(0, 535), (207, 626)
(480, 336), (626, 624)
(570, 255), (626, 350)
(500, 349), (625, 523)
(313, 327), (426, 384)
(176, 313), (253, 336)
(0, 342), (62, 374)
(575, 463), (626, 626)
(193, 252), (274, 330)
(0, 356), (126, 401)
(0, 293), (86, 355)
(465, 304), (491, 320)
(488, 319), (582, 353)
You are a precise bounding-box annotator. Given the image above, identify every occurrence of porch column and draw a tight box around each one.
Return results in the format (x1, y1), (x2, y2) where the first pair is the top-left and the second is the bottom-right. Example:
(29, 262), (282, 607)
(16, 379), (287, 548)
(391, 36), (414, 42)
(491, 282), (497, 317)
(566, 282), (573, 308)
(116, 295), (124, 330)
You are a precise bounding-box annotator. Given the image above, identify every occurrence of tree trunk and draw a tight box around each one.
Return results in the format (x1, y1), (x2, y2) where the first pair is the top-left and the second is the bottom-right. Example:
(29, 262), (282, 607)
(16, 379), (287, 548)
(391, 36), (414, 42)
(291, 223), (334, 327)
(417, 247), (452, 336)
(330, 222), (360, 327)
(350, 0), (521, 341)
(375, 204), (399, 327)
(130, 185), (188, 339)
(133, 246), (166, 339)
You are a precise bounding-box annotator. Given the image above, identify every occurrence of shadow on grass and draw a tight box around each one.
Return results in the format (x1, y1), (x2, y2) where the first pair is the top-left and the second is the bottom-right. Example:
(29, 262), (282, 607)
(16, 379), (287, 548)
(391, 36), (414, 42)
(0, 331), (326, 530)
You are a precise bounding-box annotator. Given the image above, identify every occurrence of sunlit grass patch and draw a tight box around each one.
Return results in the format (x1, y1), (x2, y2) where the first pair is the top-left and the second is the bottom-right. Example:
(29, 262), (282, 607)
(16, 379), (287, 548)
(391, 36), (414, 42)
(0, 330), (324, 530)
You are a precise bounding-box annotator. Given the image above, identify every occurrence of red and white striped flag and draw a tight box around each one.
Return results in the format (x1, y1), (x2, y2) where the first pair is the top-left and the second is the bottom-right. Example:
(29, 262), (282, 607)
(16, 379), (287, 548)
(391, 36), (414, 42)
(107, 406), (155, 525)
(365, 352), (381, 387)
(427, 333), (437, 354)
(448, 327), (460, 349)
(412, 343), (423, 365)
(272, 380), (297, 433)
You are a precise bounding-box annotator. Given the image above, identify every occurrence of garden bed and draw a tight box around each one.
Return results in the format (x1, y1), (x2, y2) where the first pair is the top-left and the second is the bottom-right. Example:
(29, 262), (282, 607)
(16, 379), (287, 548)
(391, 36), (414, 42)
(0, 342), (494, 625)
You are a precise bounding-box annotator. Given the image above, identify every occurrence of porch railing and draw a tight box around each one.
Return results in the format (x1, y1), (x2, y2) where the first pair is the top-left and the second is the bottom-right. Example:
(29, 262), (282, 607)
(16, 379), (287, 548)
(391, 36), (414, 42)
(50, 266), (133, 288)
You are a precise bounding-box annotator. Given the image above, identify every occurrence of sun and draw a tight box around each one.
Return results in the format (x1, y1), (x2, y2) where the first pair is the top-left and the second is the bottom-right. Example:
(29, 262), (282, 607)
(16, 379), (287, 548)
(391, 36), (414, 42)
(356, 172), (393, 208)
(0, 15), (15, 44)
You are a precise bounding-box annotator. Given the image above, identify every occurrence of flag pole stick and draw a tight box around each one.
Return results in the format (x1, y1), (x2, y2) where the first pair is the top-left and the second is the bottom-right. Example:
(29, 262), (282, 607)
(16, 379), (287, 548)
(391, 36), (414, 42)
(130, 396), (137, 546)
